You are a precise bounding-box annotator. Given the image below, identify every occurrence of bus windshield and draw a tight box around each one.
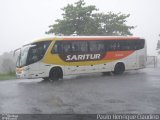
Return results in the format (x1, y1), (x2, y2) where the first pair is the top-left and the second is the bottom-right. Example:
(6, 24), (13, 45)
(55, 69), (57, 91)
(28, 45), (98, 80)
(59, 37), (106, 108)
(16, 46), (30, 67)
(16, 41), (51, 67)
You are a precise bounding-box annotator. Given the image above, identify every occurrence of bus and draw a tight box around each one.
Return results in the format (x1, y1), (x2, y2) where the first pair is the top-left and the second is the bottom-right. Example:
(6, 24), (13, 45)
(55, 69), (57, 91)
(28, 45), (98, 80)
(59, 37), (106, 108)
(15, 36), (146, 81)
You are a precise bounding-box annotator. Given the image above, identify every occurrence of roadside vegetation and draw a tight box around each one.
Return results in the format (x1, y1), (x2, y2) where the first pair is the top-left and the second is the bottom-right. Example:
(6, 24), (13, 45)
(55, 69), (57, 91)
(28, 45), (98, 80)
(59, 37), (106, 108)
(0, 72), (16, 80)
(0, 52), (16, 80)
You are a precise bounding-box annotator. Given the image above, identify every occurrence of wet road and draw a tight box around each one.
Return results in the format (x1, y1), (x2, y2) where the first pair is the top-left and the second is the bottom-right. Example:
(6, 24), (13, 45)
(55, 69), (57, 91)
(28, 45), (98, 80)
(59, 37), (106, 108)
(0, 67), (160, 114)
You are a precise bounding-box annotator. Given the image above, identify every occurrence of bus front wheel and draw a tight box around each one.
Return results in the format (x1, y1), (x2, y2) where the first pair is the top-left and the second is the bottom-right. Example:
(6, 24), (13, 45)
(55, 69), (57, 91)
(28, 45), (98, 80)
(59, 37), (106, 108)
(49, 67), (63, 81)
(113, 63), (125, 75)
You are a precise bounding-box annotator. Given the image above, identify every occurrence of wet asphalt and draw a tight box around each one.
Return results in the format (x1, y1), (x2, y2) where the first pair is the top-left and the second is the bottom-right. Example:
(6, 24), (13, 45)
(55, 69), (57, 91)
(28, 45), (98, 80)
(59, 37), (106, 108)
(0, 67), (160, 114)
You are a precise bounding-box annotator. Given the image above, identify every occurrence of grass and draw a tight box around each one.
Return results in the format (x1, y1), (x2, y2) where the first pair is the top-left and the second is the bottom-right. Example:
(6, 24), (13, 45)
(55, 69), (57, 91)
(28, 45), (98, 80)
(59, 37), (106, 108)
(0, 72), (17, 80)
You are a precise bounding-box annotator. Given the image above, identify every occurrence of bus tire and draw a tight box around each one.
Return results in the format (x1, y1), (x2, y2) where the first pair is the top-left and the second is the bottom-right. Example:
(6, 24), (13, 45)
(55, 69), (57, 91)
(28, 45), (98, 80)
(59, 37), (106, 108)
(49, 67), (63, 81)
(113, 62), (125, 75)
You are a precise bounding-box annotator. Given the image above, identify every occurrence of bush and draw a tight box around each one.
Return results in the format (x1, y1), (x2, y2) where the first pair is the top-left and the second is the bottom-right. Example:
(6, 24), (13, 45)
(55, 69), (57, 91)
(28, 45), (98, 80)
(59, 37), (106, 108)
(0, 72), (16, 80)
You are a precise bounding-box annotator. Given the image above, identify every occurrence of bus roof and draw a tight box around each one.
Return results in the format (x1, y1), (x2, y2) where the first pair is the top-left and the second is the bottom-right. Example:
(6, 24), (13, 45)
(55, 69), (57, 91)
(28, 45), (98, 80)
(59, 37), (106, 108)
(33, 36), (143, 43)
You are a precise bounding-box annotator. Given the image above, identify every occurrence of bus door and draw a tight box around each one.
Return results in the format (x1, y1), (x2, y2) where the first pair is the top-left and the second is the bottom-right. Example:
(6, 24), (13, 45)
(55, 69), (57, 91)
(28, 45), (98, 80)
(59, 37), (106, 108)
(27, 46), (41, 78)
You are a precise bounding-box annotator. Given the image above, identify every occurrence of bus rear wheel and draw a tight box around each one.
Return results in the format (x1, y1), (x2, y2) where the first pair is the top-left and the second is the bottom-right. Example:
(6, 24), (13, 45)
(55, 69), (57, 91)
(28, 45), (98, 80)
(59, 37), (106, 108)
(49, 67), (63, 81)
(113, 63), (125, 75)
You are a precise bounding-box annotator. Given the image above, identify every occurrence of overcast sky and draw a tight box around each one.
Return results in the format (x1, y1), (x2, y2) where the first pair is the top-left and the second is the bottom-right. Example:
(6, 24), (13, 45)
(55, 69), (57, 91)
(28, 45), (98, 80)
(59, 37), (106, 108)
(0, 0), (160, 55)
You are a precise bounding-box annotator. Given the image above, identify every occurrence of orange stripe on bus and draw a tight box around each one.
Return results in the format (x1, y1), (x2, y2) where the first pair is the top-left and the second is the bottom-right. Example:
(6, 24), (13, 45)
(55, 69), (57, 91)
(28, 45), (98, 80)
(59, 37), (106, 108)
(103, 51), (135, 60)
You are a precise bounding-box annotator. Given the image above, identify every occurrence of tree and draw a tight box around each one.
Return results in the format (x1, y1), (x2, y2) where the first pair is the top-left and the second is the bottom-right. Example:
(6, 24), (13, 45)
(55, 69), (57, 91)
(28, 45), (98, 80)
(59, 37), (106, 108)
(46, 0), (135, 36)
(1, 58), (15, 74)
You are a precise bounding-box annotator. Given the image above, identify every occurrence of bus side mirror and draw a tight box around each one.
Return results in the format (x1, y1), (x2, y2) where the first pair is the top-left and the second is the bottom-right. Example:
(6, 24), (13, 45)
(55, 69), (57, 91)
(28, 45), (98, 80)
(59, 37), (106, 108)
(13, 48), (21, 56)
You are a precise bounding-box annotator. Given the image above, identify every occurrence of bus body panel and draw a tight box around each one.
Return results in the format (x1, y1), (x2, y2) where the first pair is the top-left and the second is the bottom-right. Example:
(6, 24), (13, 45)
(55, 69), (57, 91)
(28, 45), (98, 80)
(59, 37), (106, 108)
(16, 36), (146, 79)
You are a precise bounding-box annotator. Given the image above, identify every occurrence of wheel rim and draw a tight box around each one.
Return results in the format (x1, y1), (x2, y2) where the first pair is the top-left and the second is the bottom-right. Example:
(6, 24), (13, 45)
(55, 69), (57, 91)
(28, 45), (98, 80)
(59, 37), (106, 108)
(114, 63), (125, 74)
(49, 68), (62, 81)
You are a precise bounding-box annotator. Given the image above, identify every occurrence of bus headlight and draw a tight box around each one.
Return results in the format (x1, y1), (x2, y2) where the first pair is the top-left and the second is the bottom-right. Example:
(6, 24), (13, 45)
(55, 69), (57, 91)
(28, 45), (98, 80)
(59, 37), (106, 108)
(16, 68), (24, 74)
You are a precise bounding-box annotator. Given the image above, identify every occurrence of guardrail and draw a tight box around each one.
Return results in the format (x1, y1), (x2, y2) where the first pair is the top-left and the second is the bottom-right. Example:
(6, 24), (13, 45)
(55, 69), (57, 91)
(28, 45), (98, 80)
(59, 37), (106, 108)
(146, 56), (158, 68)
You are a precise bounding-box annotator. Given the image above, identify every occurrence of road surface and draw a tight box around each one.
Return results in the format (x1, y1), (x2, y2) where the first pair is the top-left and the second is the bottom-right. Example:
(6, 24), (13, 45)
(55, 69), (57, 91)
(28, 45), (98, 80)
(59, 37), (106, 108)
(0, 67), (160, 114)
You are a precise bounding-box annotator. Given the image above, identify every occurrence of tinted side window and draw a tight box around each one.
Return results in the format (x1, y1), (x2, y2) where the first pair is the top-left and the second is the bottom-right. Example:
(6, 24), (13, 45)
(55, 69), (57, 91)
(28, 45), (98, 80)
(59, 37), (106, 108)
(27, 41), (51, 65)
(119, 41), (133, 50)
(52, 41), (64, 54)
(89, 41), (105, 52)
(52, 41), (88, 54)
(52, 39), (145, 54)
(52, 41), (72, 54)
(71, 41), (88, 53)
(63, 42), (72, 53)
(134, 39), (145, 50)
(105, 40), (117, 51)
(120, 40), (145, 50)
(104, 39), (145, 51)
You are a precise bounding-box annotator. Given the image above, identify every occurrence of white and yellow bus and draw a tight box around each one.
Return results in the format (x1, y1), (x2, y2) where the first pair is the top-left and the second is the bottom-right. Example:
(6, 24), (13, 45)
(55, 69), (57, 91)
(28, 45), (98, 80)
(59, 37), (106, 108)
(15, 36), (146, 80)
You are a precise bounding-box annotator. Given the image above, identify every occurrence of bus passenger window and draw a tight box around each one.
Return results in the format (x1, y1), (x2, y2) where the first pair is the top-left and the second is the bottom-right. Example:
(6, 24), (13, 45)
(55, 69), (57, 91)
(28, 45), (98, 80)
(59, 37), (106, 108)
(53, 44), (58, 53)
(136, 40), (145, 50)
(71, 41), (88, 53)
(111, 42), (117, 50)
(63, 43), (72, 53)
(52, 41), (64, 54)
(97, 43), (105, 52)
(71, 42), (80, 52)
(81, 42), (88, 52)
(89, 41), (105, 52)
(89, 41), (97, 52)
